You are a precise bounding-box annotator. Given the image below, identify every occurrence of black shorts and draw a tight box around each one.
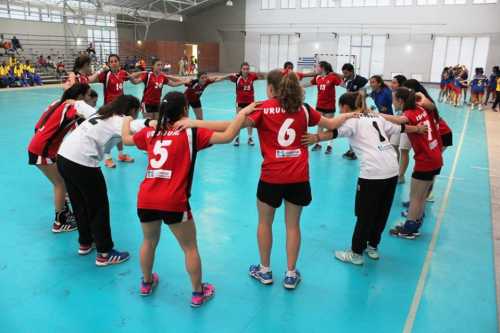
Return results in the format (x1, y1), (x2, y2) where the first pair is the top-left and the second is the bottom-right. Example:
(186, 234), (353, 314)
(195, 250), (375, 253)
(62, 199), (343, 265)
(441, 132), (453, 147)
(137, 208), (192, 225)
(238, 103), (251, 108)
(412, 168), (441, 181)
(188, 100), (202, 109)
(316, 107), (335, 114)
(143, 104), (159, 114)
(28, 151), (55, 165)
(257, 180), (312, 208)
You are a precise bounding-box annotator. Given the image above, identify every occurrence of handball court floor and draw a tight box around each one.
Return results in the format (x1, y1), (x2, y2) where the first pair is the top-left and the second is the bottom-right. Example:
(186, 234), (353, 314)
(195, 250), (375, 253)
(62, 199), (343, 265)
(0, 80), (498, 333)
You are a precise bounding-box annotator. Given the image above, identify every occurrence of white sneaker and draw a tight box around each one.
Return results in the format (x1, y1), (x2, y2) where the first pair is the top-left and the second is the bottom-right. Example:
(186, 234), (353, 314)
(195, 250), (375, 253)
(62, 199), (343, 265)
(426, 193), (435, 203)
(335, 249), (364, 265)
(365, 245), (379, 260)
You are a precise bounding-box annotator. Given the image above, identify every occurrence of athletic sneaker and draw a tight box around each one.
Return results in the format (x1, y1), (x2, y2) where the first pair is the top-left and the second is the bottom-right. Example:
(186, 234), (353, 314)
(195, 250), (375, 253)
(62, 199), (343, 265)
(191, 283), (215, 308)
(389, 220), (421, 239)
(248, 137), (255, 146)
(95, 249), (130, 267)
(365, 245), (379, 260)
(325, 145), (333, 155)
(311, 143), (322, 151)
(342, 150), (357, 160)
(118, 153), (134, 163)
(283, 270), (301, 290)
(249, 264), (273, 285)
(140, 272), (159, 296)
(335, 249), (364, 265)
(78, 243), (95, 255)
(233, 137), (240, 147)
(402, 201), (410, 208)
(52, 210), (77, 233)
(104, 158), (116, 168)
(401, 210), (425, 219)
(426, 193), (435, 202)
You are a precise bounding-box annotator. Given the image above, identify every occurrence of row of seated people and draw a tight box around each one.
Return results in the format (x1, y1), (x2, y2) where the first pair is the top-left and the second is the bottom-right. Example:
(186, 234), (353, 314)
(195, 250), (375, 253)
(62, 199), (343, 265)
(0, 57), (42, 88)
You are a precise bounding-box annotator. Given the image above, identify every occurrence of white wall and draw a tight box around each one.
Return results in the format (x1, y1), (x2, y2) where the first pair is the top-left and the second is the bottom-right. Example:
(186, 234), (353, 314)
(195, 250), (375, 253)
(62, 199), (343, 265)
(243, 1), (500, 81)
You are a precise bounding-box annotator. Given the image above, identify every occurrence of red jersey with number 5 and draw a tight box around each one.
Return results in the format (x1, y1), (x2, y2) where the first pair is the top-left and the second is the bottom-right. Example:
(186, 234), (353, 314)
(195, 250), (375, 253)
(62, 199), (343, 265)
(404, 106), (443, 172)
(98, 70), (129, 104)
(230, 73), (258, 104)
(141, 72), (169, 106)
(248, 98), (321, 184)
(133, 127), (214, 211)
(311, 73), (342, 110)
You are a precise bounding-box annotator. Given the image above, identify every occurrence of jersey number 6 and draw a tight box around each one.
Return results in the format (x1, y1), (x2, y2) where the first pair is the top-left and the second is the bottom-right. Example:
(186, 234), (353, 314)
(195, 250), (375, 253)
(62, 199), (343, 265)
(278, 118), (296, 147)
(151, 140), (172, 169)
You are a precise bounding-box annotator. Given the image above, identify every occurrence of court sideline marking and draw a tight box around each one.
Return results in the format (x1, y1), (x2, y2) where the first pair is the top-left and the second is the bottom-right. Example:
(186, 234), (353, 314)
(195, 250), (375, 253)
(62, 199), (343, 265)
(402, 108), (472, 333)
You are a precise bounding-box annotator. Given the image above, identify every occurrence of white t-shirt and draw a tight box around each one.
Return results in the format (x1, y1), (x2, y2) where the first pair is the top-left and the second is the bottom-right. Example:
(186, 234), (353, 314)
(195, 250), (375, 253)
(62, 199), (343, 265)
(74, 100), (97, 119)
(58, 114), (145, 167)
(337, 114), (401, 180)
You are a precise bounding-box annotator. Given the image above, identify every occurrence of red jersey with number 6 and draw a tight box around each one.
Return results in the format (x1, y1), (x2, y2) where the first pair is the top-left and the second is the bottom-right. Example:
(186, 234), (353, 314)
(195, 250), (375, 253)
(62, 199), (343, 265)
(98, 70), (129, 104)
(404, 106), (443, 172)
(230, 73), (258, 104)
(249, 98), (322, 184)
(141, 72), (169, 106)
(311, 73), (342, 110)
(133, 127), (214, 211)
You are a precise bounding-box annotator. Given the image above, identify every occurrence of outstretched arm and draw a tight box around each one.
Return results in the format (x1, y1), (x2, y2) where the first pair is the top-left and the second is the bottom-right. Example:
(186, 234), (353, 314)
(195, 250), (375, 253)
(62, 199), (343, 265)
(380, 113), (409, 125)
(121, 116), (135, 146)
(301, 131), (334, 146)
(129, 71), (146, 84)
(317, 112), (359, 130)
(209, 104), (257, 144)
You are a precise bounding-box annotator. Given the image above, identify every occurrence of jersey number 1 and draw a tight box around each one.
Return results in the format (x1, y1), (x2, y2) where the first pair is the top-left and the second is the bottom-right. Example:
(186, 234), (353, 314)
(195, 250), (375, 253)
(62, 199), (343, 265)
(150, 140), (172, 169)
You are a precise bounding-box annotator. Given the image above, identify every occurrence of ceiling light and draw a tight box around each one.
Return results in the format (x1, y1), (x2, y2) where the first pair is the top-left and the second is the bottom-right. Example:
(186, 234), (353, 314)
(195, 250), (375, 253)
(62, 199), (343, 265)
(226, 0), (234, 6)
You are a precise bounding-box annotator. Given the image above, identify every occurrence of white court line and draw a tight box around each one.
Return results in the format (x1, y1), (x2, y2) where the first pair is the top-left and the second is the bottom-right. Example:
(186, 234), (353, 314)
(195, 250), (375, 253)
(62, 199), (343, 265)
(402, 108), (472, 333)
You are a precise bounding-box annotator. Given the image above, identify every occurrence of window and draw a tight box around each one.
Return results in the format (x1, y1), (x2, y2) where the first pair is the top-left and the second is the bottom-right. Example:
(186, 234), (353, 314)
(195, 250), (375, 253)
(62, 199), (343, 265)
(416, 0), (437, 5)
(0, 4), (9, 18)
(341, 0), (389, 6)
(395, 0), (412, 5)
(320, 0), (336, 6)
(26, 7), (40, 21)
(50, 10), (62, 22)
(41, 9), (51, 21)
(336, 34), (386, 77)
(262, 0), (277, 8)
(473, 0), (497, 3)
(259, 34), (299, 72)
(88, 27), (119, 63)
(444, 0), (466, 4)
(281, 0), (296, 7)
(430, 36), (491, 82)
(9, 5), (25, 20)
(301, 0), (318, 7)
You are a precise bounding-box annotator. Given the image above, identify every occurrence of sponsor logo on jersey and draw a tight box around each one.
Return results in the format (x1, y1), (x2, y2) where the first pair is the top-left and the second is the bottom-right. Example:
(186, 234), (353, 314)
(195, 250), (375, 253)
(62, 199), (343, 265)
(276, 149), (301, 158)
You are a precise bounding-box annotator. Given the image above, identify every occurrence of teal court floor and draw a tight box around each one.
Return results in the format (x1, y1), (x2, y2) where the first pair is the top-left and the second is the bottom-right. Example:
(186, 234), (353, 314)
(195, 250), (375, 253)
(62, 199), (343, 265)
(0, 80), (497, 332)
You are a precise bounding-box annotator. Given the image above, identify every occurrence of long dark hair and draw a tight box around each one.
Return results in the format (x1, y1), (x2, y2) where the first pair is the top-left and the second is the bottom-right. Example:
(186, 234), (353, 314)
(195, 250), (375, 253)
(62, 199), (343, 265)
(38, 83), (90, 128)
(73, 54), (90, 73)
(403, 79), (440, 121)
(154, 91), (187, 137)
(318, 61), (333, 74)
(394, 87), (416, 111)
(267, 69), (304, 113)
(239, 62), (250, 76)
(370, 75), (387, 89)
(97, 95), (140, 120)
(393, 74), (407, 88)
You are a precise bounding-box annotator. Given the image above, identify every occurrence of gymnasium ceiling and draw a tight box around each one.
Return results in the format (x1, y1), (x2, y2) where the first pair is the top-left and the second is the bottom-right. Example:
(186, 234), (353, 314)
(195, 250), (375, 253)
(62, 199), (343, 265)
(96, 0), (225, 15)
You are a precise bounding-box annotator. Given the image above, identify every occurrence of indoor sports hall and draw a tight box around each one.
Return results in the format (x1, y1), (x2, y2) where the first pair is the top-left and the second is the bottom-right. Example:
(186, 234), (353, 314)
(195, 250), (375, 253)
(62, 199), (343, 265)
(0, 1), (499, 332)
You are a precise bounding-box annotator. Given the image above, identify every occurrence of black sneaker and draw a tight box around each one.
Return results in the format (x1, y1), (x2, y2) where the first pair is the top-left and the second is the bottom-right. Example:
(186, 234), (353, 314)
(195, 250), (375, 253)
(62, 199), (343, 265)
(52, 210), (77, 233)
(342, 150), (357, 160)
(248, 137), (255, 146)
(325, 146), (333, 155)
(311, 143), (322, 151)
(233, 137), (240, 147)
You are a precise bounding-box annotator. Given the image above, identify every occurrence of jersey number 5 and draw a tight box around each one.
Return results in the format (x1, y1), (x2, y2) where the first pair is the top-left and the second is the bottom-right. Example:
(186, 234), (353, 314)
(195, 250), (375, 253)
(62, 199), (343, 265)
(151, 140), (172, 169)
(278, 119), (296, 147)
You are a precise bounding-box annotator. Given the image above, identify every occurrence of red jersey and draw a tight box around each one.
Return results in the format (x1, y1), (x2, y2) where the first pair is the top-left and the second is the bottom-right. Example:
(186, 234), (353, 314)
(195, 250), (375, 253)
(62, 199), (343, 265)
(76, 73), (89, 84)
(281, 69), (304, 81)
(98, 70), (129, 104)
(230, 72), (258, 104)
(438, 118), (451, 135)
(133, 127), (214, 211)
(29, 102), (80, 158)
(310, 73), (342, 110)
(141, 72), (169, 106)
(184, 79), (214, 103)
(34, 100), (59, 131)
(249, 98), (321, 183)
(404, 106), (443, 172)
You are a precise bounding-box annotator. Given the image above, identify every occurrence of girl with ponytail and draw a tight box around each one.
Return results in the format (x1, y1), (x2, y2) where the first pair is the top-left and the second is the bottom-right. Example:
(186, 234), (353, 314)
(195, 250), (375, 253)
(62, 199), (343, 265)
(380, 87), (443, 239)
(302, 91), (427, 264)
(121, 91), (258, 307)
(310, 61), (343, 155)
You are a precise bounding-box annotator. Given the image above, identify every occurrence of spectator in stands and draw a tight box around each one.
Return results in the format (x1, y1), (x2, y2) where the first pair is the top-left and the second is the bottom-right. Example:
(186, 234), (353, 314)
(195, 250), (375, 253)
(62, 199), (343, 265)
(13, 63), (28, 87)
(86, 42), (96, 56)
(0, 61), (13, 88)
(11, 36), (22, 54)
(178, 56), (186, 76)
(37, 55), (48, 71)
(47, 56), (55, 70)
(56, 60), (66, 79)
(1, 34), (13, 55)
(163, 62), (171, 74)
(24, 60), (42, 86)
